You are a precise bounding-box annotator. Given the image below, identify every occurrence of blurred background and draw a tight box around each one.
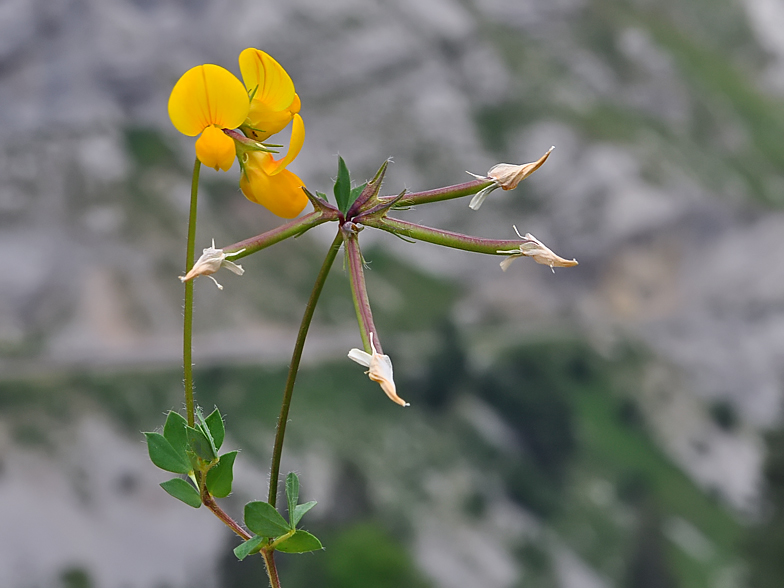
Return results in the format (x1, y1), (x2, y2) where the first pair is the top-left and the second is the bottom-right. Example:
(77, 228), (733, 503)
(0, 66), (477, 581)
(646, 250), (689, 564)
(2, 0), (784, 586)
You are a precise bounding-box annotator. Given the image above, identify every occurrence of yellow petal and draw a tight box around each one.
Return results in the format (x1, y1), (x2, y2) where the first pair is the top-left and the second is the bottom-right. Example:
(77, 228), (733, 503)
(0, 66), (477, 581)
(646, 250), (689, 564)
(266, 114), (305, 176)
(195, 126), (237, 171)
(239, 49), (296, 112)
(245, 101), (294, 141)
(168, 64), (249, 136)
(289, 93), (301, 114)
(240, 153), (308, 218)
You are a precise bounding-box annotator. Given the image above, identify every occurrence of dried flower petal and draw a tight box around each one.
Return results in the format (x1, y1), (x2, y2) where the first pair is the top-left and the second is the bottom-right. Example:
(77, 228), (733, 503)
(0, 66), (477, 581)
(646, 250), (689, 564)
(498, 226), (578, 272)
(348, 333), (408, 407)
(467, 182), (501, 211)
(179, 239), (245, 289)
(488, 146), (554, 190)
(466, 147), (554, 210)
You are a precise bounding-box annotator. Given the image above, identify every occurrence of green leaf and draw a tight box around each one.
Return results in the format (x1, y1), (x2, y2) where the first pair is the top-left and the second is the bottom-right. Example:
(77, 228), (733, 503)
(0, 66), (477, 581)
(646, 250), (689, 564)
(195, 408), (218, 456)
(275, 530), (324, 554)
(204, 408), (225, 451)
(285, 472), (299, 524)
(186, 425), (216, 461)
(160, 478), (201, 508)
(162, 411), (188, 461)
(334, 156), (351, 213)
(315, 191), (329, 202)
(206, 451), (237, 498)
(291, 501), (317, 527)
(245, 501), (292, 537)
(144, 432), (191, 474)
(234, 535), (265, 561)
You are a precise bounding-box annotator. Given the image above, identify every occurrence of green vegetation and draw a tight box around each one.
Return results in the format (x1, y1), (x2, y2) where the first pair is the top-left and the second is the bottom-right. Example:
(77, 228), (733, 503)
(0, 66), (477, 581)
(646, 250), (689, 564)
(124, 127), (179, 169)
(475, 0), (784, 206)
(0, 336), (744, 588)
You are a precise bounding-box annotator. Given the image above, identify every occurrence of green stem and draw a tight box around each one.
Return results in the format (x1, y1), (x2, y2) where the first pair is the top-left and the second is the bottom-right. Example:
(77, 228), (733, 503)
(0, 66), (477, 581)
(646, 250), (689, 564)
(267, 231), (344, 507)
(380, 178), (494, 206)
(343, 229), (378, 354)
(183, 158), (201, 427)
(222, 210), (336, 260)
(363, 216), (527, 255)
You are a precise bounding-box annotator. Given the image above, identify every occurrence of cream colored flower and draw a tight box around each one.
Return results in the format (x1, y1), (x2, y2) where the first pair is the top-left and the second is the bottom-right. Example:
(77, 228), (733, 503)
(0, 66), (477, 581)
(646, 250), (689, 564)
(467, 147), (554, 210)
(348, 333), (408, 407)
(179, 240), (245, 290)
(498, 226), (578, 272)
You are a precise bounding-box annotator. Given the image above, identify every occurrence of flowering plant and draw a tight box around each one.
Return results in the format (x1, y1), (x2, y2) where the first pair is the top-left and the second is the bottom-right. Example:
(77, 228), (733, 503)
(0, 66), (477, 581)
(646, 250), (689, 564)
(146, 48), (577, 587)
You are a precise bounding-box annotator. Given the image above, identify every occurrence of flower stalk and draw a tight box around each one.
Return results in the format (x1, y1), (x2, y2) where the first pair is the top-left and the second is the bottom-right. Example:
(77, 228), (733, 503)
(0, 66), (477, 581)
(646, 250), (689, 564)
(342, 225), (378, 354)
(343, 226), (408, 406)
(267, 231), (344, 507)
(378, 178), (494, 207)
(223, 207), (338, 260)
(364, 216), (536, 256)
(183, 158), (201, 427)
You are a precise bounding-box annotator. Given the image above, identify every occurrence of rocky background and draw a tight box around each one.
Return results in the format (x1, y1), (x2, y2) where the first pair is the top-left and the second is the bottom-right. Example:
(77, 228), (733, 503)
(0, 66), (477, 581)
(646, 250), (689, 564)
(2, 0), (784, 587)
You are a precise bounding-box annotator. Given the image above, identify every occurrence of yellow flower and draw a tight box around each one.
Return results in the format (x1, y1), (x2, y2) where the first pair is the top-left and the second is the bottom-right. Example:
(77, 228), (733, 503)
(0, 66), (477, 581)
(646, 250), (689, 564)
(239, 48), (302, 141)
(239, 113), (308, 218)
(168, 64), (249, 171)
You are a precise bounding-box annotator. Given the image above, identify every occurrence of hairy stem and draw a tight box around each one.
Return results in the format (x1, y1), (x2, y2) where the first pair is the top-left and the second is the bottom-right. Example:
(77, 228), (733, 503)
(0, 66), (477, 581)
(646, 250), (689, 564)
(267, 231), (344, 506)
(262, 549), (282, 588)
(183, 158), (201, 427)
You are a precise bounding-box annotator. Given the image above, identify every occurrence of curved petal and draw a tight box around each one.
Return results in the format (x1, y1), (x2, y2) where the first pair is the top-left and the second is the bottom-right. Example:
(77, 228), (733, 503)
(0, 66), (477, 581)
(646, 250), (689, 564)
(245, 101), (294, 141)
(238, 49), (295, 112)
(240, 152), (308, 218)
(195, 126), (236, 171)
(265, 114), (305, 176)
(168, 64), (249, 136)
(289, 93), (301, 115)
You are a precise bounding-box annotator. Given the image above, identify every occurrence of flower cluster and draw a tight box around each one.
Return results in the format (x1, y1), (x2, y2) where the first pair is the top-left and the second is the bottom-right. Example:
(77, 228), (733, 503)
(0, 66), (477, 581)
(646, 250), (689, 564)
(170, 50), (578, 408)
(168, 49), (307, 218)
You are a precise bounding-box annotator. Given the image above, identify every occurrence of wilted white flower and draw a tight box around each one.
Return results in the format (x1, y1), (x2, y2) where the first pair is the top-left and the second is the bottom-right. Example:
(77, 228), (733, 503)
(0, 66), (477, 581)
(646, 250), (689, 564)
(467, 146), (554, 210)
(348, 333), (408, 407)
(179, 239), (245, 290)
(498, 226), (578, 272)
(466, 182), (501, 211)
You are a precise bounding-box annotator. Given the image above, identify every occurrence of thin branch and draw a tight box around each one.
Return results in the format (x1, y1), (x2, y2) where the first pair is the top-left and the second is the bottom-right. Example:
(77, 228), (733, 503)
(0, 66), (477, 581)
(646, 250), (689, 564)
(363, 216), (529, 255)
(183, 158), (201, 427)
(222, 209), (337, 260)
(379, 178), (493, 206)
(267, 231), (344, 507)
